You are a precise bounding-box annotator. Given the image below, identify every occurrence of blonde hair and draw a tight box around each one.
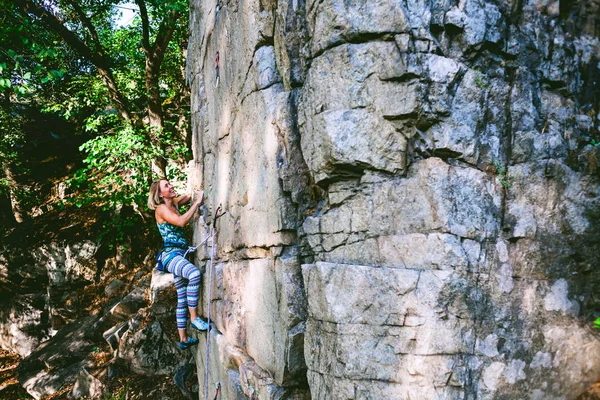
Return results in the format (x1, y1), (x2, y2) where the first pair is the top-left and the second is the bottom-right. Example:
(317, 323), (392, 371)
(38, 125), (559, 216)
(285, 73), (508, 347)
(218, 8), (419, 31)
(147, 180), (165, 210)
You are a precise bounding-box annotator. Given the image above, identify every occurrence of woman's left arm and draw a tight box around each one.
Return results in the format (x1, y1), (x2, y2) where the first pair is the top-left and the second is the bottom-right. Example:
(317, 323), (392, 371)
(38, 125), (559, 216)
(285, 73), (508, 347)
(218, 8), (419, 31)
(174, 194), (191, 207)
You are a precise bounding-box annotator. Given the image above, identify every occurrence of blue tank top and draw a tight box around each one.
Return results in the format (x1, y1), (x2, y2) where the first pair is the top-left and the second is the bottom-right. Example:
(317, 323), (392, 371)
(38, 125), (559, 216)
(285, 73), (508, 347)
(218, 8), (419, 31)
(157, 222), (189, 250)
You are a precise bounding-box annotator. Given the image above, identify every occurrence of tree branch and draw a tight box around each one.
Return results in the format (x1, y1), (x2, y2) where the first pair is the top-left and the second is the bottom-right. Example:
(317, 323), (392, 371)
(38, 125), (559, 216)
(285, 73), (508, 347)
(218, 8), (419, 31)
(15, 0), (132, 121)
(65, 0), (106, 58)
(134, 0), (151, 53)
(152, 9), (180, 66)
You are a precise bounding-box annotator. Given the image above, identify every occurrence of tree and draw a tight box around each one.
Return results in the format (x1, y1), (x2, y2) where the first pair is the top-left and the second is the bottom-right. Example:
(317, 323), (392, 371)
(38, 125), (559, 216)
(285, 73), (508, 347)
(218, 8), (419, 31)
(14, 0), (189, 171)
(0, 0), (79, 223)
(0, 0), (189, 241)
(0, 0), (190, 232)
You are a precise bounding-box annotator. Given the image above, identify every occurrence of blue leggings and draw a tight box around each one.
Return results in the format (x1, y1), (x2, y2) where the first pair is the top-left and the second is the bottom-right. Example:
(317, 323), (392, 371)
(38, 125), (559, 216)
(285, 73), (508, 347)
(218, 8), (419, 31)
(162, 252), (201, 329)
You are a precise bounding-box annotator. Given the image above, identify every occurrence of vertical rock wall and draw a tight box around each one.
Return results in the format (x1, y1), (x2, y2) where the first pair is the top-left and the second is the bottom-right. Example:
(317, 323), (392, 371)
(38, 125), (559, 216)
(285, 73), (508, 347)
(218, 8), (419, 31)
(187, 0), (600, 398)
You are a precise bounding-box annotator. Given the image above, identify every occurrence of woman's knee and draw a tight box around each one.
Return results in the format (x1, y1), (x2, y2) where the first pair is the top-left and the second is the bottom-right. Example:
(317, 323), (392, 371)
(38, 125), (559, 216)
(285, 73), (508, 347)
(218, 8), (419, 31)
(188, 268), (201, 283)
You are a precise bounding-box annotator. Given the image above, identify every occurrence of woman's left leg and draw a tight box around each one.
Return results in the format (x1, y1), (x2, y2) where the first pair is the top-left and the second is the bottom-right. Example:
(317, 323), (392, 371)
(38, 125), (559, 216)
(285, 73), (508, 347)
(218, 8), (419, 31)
(173, 275), (190, 342)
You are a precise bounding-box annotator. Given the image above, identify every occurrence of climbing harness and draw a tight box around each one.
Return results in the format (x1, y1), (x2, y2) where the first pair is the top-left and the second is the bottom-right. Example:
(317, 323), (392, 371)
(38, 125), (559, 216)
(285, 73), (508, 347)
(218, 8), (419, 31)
(155, 249), (184, 272)
(214, 52), (220, 88)
(155, 223), (213, 271)
(204, 204), (227, 400)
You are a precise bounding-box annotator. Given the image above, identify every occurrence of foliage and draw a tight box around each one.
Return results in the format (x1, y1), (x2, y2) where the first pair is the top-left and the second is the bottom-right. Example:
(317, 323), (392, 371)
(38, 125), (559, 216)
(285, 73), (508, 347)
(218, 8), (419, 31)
(474, 70), (489, 90)
(0, 106), (25, 171)
(595, 317), (600, 329)
(43, 75), (112, 126)
(0, 3), (73, 96)
(68, 125), (187, 211)
(494, 161), (511, 188)
(0, 0), (78, 202)
(0, 104), (48, 214)
(1, 0), (191, 243)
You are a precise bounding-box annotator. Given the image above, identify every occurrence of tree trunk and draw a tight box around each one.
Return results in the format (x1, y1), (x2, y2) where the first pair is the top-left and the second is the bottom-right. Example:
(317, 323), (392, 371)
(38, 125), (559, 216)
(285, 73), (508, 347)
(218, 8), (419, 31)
(145, 54), (167, 178)
(2, 162), (23, 223)
(136, 0), (180, 179)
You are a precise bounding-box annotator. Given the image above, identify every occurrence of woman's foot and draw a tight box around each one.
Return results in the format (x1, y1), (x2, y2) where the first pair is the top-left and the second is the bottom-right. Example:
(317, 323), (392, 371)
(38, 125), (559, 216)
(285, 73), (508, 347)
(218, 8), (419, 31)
(179, 337), (199, 350)
(191, 317), (209, 331)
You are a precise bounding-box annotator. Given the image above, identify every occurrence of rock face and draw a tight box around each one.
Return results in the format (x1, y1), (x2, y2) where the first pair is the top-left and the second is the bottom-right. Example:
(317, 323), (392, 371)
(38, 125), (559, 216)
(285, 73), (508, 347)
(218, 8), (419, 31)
(16, 269), (187, 399)
(187, 0), (600, 398)
(0, 240), (101, 357)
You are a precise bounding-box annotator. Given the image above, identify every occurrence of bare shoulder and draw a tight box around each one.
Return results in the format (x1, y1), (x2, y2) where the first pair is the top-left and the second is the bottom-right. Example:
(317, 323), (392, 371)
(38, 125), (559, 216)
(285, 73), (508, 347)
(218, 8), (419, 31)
(155, 204), (168, 224)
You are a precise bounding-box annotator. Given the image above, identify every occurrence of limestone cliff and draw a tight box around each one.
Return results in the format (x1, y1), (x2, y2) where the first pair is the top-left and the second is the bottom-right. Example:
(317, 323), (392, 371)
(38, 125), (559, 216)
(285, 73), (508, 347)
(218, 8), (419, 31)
(187, 0), (600, 398)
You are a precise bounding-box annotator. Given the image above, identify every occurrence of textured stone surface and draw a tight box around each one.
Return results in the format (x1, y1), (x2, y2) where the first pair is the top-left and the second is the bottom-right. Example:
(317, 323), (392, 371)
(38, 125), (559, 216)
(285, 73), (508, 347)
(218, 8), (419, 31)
(0, 294), (47, 357)
(17, 315), (99, 399)
(15, 271), (174, 399)
(0, 240), (101, 358)
(118, 320), (182, 376)
(187, 0), (600, 397)
(71, 367), (105, 399)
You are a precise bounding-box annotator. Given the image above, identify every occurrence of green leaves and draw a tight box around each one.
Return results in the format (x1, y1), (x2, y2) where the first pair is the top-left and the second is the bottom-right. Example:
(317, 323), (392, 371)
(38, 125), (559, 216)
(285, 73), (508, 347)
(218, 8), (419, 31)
(493, 161), (512, 189)
(0, 1), (75, 99)
(68, 124), (186, 212)
(2, 0), (191, 246)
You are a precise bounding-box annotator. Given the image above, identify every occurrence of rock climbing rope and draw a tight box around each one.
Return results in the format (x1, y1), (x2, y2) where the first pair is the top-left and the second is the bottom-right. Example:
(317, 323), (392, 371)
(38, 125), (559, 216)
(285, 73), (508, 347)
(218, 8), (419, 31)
(204, 205), (226, 400)
(182, 234), (211, 259)
(182, 199), (222, 258)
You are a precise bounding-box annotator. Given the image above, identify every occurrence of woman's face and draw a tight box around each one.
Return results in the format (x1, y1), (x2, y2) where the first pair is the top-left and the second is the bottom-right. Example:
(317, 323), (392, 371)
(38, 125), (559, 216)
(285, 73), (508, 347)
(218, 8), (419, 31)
(159, 180), (176, 200)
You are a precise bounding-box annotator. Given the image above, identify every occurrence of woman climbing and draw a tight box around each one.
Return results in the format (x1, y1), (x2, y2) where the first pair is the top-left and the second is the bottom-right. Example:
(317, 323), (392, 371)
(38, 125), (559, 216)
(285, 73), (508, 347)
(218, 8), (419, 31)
(147, 179), (209, 350)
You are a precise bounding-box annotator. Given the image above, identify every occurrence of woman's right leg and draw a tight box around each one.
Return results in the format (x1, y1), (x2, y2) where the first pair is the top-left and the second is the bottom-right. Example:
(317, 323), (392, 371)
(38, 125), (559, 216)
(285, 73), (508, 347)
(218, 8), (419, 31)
(165, 253), (204, 332)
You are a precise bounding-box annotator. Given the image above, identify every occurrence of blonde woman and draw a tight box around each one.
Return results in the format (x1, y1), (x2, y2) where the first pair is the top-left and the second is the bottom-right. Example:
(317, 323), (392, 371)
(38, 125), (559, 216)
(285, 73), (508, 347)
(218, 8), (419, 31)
(148, 179), (209, 350)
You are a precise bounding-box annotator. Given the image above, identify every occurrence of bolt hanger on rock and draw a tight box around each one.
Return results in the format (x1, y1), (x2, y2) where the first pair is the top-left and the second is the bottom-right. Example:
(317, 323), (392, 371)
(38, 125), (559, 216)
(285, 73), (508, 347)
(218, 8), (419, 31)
(213, 382), (221, 400)
(214, 52), (220, 88)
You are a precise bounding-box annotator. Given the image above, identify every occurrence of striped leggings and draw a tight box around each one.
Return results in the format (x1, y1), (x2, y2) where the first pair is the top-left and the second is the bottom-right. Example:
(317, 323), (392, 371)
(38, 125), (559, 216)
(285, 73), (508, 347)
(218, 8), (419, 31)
(162, 251), (201, 329)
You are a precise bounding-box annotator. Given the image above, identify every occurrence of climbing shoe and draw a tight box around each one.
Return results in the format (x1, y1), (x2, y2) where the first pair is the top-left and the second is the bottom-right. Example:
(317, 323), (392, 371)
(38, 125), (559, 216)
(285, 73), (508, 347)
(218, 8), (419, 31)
(191, 317), (210, 331)
(179, 337), (199, 350)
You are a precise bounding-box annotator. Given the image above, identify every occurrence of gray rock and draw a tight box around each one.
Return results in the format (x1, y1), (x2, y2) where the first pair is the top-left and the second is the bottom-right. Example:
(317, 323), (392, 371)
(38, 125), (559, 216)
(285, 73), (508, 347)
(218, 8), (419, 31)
(186, 0), (600, 398)
(71, 367), (105, 399)
(0, 294), (48, 357)
(445, 6), (466, 30)
(302, 109), (406, 182)
(308, 0), (408, 55)
(18, 315), (98, 399)
(543, 279), (580, 315)
(118, 320), (181, 376)
(150, 269), (174, 304)
(104, 278), (125, 297)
